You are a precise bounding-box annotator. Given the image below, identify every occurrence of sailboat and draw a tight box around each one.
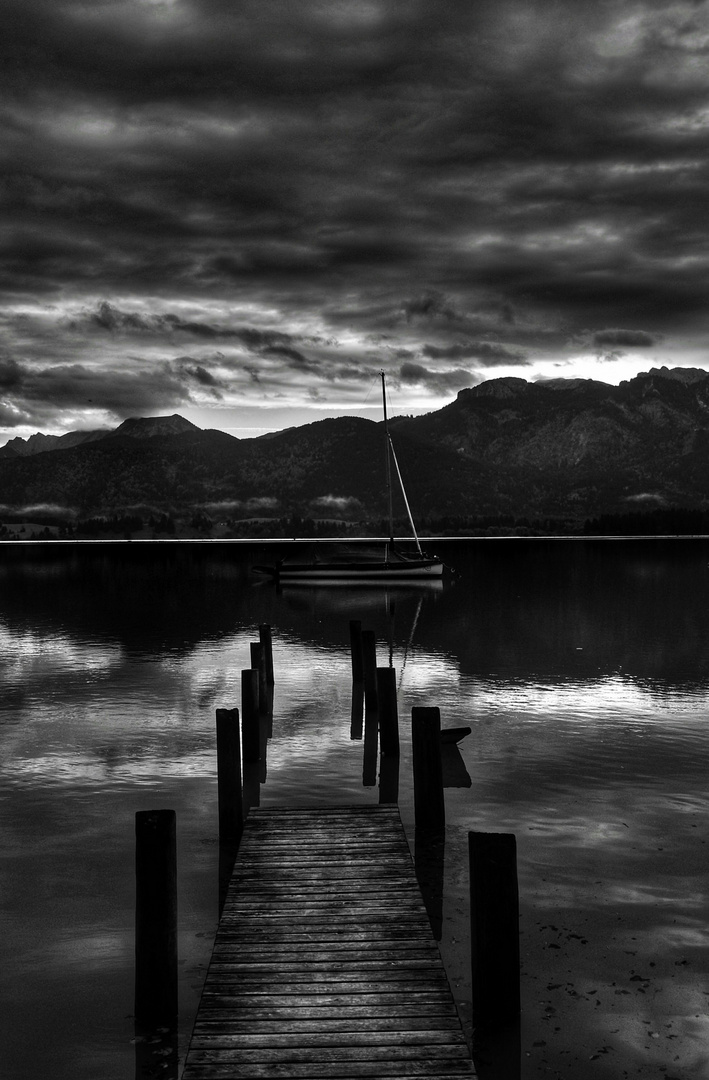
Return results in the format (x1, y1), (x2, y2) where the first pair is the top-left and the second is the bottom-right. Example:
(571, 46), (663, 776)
(253, 373), (445, 582)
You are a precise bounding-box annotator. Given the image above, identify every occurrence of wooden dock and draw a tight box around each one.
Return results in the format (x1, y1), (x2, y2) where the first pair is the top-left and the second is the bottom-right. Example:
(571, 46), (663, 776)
(184, 804), (475, 1078)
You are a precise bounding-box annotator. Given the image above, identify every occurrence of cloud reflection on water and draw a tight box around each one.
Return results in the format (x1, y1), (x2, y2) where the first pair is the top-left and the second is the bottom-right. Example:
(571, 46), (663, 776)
(1, 541), (709, 1079)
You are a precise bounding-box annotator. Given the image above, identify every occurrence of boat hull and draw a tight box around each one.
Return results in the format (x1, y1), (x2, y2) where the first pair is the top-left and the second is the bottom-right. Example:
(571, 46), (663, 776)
(254, 558), (444, 581)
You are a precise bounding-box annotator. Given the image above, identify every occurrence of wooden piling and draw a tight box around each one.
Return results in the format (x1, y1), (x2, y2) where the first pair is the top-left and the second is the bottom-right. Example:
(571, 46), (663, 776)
(377, 665), (400, 757)
(415, 828), (445, 941)
(349, 619), (364, 683)
(258, 623), (274, 685)
(350, 679), (364, 740)
(134, 809), (178, 1024)
(363, 698), (378, 788)
(378, 753), (399, 804)
(241, 669), (260, 763)
(361, 629), (378, 714)
(469, 831), (520, 1031)
(250, 642), (269, 716)
(216, 707), (243, 844)
(411, 706), (445, 830)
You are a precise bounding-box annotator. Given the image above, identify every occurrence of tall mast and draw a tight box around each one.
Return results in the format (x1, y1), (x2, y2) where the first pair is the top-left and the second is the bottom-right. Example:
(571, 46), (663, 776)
(381, 371), (394, 546)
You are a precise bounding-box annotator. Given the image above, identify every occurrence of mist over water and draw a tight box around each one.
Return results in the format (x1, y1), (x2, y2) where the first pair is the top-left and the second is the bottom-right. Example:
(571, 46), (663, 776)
(1, 539), (708, 1078)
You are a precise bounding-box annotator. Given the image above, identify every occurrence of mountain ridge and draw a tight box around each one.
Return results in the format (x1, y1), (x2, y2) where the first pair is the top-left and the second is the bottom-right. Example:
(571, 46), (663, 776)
(2, 367), (709, 524)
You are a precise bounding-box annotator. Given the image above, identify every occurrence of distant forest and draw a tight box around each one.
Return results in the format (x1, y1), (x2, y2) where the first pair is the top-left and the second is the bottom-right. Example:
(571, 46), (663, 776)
(3, 506), (709, 540)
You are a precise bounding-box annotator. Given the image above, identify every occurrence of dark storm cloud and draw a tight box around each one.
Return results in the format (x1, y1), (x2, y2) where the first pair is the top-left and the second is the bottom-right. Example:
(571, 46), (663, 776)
(261, 345), (315, 369)
(1, 0), (709, 434)
(0, 354), (226, 428)
(593, 329), (660, 348)
(423, 341), (530, 366)
(400, 362), (477, 393)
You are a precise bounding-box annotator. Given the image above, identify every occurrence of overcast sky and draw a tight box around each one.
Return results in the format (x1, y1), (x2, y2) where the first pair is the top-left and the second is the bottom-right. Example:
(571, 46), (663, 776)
(2, 0), (709, 441)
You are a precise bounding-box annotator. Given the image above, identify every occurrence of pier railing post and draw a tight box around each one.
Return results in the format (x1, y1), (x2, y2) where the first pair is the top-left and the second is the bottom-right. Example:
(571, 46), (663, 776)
(411, 706), (445, 830)
(216, 708), (243, 844)
(241, 669), (261, 762)
(135, 809), (178, 1024)
(377, 666), (400, 758)
(469, 831), (520, 1032)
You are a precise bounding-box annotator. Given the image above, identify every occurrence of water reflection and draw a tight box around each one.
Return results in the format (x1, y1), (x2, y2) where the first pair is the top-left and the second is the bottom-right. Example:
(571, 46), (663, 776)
(2, 539), (709, 1079)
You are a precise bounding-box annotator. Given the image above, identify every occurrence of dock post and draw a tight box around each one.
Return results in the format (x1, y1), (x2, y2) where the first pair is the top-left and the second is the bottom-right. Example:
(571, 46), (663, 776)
(350, 679), (364, 740)
(377, 666), (400, 757)
(135, 809), (178, 1024)
(250, 642), (270, 716)
(469, 831), (520, 1032)
(241, 669), (261, 762)
(258, 624), (274, 685)
(411, 706), (445, 830)
(216, 708), (243, 844)
(361, 630), (378, 715)
(349, 619), (364, 683)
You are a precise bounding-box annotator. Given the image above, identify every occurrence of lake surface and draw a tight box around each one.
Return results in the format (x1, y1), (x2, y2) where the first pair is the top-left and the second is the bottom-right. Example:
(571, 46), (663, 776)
(1, 538), (708, 1079)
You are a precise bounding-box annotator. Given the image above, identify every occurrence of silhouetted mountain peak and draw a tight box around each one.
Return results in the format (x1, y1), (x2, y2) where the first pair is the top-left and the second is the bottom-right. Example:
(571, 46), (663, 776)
(107, 414), (199, 440)
(633, 366), (709, 386)
(0, 427), (108, 459)
(462, 377), (528, 400)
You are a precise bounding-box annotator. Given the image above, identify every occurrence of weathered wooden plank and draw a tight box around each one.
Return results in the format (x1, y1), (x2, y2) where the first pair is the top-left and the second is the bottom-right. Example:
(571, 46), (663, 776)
(188, 1045), (471, 1063)
(191, 1031), (469, 1050)
(194, 1002), (460, 1020)
(185, 806), (474, 1078)
(204, 976), (450, 993)
(211, 946), (441, 961)
(199, 990), (456, 1007)
(215, 931), (435, 944)
(208, 959), (444, 972)
(193, 1017), (464, 1034)
(184, 1064), (474, 1079)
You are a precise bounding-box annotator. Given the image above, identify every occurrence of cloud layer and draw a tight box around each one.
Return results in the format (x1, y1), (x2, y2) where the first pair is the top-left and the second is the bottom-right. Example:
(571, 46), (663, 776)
(1, 1), (709, 436)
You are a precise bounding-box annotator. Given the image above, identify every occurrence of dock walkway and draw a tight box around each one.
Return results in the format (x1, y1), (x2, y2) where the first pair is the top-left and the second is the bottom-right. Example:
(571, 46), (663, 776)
(184, 804), (475, 1078)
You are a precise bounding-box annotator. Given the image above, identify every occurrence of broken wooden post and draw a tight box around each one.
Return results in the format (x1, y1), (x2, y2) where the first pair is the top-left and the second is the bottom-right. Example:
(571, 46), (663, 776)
(216, 707), (243, 844)
(411, 706), (445, 830)
(469, 831), (520, 1031)
(349, 619), (364, 683)
(377, 666), (399, 757)
(135, 809), (178, 1024)
(241, 669), (260, 763)
(259, 623), (274, 685)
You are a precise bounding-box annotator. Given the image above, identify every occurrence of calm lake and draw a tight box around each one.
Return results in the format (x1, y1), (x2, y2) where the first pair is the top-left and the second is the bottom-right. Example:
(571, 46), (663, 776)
(1, 538), (708, 1079)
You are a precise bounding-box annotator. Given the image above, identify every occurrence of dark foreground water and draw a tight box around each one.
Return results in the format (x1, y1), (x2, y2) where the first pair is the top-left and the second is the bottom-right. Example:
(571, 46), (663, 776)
(1, 538), (708, 1079)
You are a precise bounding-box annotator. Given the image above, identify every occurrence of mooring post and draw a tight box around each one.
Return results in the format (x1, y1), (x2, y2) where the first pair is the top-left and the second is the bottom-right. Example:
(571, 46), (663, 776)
(258, 624), (274, 685)
(216, 707), (243, 844)
(469, 831), (520, 1031)
(250, 642), (270, 716)
(135, 809), (178, 1024)
(350, 678), (364, 740)
(361, 630), (378, 715)
(349, 619), (364, 683)
(241, 669), (261, 762)
(378, 754), (399, 804)
(377, 666), (400, 757)
(411, 706), (445, 830)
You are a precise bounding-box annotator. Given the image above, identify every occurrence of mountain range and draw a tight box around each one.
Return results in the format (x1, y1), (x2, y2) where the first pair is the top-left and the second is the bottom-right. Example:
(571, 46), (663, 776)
(2, 366), (709, 525)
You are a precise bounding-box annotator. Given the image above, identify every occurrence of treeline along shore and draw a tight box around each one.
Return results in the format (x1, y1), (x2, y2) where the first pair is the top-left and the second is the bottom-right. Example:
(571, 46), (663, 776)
(3, 506), (709, 541)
